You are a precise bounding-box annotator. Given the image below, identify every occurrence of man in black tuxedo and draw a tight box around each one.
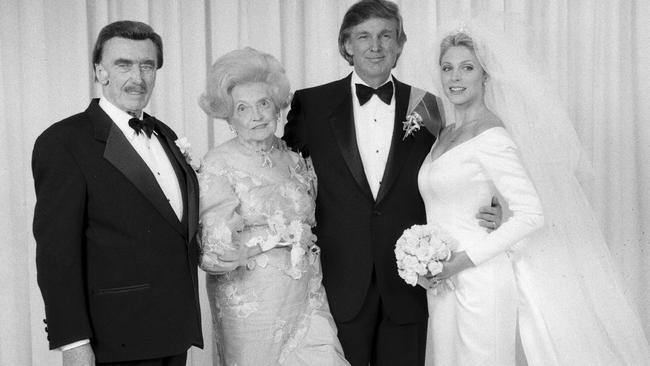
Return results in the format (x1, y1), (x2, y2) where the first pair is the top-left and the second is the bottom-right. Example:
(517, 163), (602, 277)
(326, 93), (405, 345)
(32, 21), (202, 366)
(284, 1), (500, 365)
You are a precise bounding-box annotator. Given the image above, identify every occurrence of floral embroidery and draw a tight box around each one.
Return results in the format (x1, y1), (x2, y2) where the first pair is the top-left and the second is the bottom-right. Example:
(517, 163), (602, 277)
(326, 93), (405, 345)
(200, 148), (341, 364)
(217, 283), (260, 319)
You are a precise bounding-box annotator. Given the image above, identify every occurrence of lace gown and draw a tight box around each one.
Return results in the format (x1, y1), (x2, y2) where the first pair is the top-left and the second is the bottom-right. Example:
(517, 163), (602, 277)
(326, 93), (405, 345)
(419, 126), (544, 366)
(199, 139), (349, 366)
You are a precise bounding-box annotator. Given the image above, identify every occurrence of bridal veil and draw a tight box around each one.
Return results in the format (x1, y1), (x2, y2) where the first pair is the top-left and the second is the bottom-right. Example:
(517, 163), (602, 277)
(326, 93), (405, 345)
(430, 19), (650, 365)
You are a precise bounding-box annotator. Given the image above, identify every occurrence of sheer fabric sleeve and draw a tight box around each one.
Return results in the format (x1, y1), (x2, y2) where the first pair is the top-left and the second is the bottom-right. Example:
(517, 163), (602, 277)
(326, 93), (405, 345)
(465, 128), (545, 265)
(198, 158), (244, 270)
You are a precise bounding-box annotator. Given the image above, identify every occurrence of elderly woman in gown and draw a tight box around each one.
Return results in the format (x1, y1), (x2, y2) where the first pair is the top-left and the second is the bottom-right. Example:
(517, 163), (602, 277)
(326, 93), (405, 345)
(197, 48), (349, 366)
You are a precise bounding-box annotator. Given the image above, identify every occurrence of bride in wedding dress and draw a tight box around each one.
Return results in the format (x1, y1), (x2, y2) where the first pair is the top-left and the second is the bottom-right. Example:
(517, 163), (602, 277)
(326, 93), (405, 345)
(419, 20), (650, 365)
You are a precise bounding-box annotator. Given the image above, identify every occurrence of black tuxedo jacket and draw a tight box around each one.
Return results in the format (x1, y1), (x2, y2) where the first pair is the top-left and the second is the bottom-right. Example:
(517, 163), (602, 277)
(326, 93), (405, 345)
(284, 75), (441, 324)
(32, 99), (203, 363)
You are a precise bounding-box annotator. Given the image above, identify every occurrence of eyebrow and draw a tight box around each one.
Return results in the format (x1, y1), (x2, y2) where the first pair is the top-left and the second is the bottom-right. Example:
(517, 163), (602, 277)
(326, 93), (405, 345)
(114, 58), (134, 65)
(441, 59), (475, 64)
(353, 28), (394, 35)
(113, 58), (156, 65)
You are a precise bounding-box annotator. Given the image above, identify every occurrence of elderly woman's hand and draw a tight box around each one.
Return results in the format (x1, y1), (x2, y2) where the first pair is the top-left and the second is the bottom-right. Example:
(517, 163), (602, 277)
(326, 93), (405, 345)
(200, 243), (269, 274)
(200, 249), (241, 275)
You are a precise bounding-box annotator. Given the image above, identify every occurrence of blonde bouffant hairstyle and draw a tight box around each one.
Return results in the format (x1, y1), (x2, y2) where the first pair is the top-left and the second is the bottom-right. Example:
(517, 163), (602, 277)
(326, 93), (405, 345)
(199, 47), (291, 120)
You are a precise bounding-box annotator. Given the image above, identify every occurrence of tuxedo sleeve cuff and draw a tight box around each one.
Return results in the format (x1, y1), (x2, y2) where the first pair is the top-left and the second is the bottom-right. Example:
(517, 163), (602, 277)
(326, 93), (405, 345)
(59, 339), (90, 351)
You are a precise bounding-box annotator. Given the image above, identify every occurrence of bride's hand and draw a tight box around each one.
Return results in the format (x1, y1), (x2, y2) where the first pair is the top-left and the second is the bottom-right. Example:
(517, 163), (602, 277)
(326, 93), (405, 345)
(435, 251), (475, 281)
(417, 275), (438, 290)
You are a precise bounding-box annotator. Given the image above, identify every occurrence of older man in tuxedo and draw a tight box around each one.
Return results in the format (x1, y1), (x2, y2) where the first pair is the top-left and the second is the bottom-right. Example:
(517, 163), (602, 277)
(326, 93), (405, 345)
(32, 21), (202, 365)
(284, 1), (500, 365)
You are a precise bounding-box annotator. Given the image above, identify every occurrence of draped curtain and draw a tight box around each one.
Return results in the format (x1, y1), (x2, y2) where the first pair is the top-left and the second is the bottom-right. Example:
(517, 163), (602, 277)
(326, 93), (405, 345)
(1, 1), (647, 365)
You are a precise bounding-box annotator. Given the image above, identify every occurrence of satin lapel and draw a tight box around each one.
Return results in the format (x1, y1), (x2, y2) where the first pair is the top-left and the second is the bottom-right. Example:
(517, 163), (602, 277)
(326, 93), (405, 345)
(375, 79), (414, 205)
(157, 125), (200, 241)
(328, 80), (374, 202)
(103, 125), (186, 236)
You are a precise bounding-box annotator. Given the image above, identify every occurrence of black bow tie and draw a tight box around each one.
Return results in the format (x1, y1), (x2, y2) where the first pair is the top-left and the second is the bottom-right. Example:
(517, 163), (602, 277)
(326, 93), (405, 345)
(128, 116), (156, 138)
(355, 81), (393, 105)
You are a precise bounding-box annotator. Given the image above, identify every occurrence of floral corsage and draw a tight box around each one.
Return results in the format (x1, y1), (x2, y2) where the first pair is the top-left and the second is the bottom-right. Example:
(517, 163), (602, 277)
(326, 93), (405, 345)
(175, 137), (201, 171)
(402, 111), (424, 140)
(244, 211), (318, 279)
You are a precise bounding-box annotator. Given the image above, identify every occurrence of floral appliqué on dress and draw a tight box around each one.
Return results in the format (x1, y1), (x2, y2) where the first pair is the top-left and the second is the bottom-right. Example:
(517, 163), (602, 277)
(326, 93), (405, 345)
(198, 143), (346, 365)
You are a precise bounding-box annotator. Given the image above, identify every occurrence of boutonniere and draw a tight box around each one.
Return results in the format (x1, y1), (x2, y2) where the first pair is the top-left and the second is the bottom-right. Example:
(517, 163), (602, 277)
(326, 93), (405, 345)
(174, 137), (201, 171)
(402, 111), (424, 140)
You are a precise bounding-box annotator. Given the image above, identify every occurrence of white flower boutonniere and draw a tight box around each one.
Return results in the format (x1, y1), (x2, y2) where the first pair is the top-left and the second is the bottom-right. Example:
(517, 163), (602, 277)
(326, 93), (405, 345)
(175, 137), (201, 171)
(402, 111), (424, 140)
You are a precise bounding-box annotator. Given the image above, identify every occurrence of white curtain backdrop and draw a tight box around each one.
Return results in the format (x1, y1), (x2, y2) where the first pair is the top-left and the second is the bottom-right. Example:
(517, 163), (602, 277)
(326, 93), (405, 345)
(1, 1), (648, 365)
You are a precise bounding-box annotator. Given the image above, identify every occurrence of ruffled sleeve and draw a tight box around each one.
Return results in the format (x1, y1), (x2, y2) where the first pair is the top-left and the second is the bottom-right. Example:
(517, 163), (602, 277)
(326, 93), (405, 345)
(198, 155), (244, 270)
(465, 127), (545, 265)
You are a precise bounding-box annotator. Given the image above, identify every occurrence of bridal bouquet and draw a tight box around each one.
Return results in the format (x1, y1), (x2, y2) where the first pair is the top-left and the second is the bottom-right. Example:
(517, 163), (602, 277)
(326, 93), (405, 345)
(395, 224), (458, 294)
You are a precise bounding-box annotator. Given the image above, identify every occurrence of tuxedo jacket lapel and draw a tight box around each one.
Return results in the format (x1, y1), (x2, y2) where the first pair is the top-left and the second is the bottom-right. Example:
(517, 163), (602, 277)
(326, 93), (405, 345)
(328, 76), (374, 202)
(88, 102), (186, 237)
(156, 123), (199, 241)
(103, 126), (186, 237)
(375, 78), (414, 205)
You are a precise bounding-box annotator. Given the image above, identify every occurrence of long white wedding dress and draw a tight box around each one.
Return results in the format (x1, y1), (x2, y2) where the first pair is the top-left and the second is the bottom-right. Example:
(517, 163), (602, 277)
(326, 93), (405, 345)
(420, 121), (650, 365)
(420, 124), (543, 365)
(420, 19), (650, 366)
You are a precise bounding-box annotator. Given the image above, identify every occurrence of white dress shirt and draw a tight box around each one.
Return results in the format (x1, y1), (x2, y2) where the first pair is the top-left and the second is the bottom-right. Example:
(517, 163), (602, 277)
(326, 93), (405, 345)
(351, 71), (395, 199)
(59, 98), (183, 352)
(100, 97), (183, 220)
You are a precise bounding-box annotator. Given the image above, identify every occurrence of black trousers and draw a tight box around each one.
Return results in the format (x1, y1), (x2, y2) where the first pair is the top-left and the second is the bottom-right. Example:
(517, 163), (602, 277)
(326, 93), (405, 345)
(335, 270), (427, 366)
(97, 351), (187, 366)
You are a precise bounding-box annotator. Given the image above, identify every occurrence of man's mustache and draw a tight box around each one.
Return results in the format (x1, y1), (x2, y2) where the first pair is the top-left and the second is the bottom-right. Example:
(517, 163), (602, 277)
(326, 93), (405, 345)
(124, 84), (147, 93)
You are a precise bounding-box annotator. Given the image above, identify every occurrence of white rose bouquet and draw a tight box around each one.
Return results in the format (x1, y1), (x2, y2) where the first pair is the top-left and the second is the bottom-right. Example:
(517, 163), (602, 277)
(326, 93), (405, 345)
(395, 223), (458, 294)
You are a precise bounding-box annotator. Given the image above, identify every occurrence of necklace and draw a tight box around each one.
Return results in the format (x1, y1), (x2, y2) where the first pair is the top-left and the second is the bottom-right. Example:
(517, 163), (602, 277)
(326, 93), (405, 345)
(237, 136), (279, 168)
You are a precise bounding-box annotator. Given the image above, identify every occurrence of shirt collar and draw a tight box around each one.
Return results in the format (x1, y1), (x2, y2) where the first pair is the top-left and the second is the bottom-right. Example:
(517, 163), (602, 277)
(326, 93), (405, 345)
(351, 71), (393, 89)
(99, 97), (146, 140)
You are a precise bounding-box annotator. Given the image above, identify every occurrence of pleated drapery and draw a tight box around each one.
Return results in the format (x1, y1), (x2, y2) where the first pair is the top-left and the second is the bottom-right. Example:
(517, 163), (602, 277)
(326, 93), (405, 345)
(1, 1), (648, 365)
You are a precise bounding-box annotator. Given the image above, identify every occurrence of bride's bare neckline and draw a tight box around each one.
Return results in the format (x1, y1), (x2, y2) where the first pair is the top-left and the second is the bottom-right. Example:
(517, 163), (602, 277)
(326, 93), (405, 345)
(429, 116), (504, 161)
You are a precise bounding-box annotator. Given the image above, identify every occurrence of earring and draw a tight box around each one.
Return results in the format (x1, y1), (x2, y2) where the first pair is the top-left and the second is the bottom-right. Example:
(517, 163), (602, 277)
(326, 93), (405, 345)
(228, 123), (237, 135)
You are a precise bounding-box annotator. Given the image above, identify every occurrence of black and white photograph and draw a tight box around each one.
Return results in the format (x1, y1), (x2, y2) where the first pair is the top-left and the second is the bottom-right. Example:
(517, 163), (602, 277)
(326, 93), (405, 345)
(1, 1), (649, 365)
